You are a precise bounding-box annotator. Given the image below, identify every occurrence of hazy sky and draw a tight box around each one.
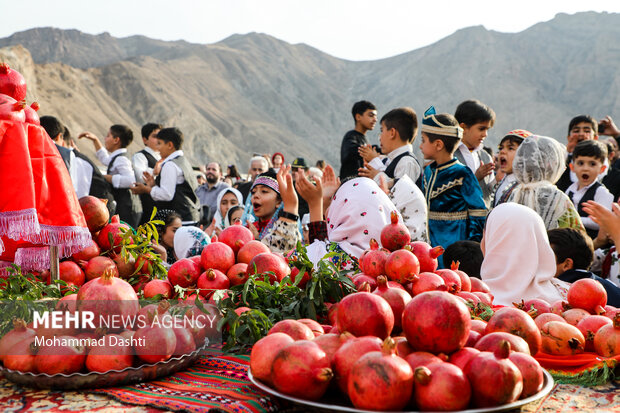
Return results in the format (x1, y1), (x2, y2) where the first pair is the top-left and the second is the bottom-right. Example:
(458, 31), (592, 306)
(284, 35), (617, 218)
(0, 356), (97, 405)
(3, 0), (619, 61)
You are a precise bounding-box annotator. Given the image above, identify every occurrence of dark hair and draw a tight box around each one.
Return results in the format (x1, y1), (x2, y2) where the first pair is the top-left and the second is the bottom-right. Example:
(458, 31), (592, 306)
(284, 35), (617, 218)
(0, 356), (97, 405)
(40, 116), (64, 141)
(227, 205), (244, 223)
(154, 210), (182, 236)
(381, 107), (418, 143)
(572, 140), (607, 164)
(482, 146), (493, 157)
(141, 123), (163, 139)
(157, 127), (184, 150)
(568, 115), (598, 136)
(351, 100), (376, 121)
(499, 134), (525, 149)
(424, 113), (461, 154)
(315, 160), (326, 169)
(109, 124), (133, 148)
(227, 164), (241, 179)
(547, 228), (594, 271)
(442, 241), (484, 279)
(454, 99), (496, 127)
(206, 161), (222, 173)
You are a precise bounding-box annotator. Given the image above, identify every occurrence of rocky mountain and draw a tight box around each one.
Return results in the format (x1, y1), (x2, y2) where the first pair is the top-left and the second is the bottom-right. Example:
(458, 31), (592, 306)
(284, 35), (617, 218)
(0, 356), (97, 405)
(1, 11), (619, 170)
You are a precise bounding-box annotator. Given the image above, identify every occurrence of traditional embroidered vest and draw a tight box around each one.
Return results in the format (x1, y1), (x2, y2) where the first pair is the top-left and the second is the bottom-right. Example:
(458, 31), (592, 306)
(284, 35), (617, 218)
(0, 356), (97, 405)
(137, 149), (158, 224)
(154, 155), (200, 222)
(384, 152), (417, 180)
(567, 182), (602, 239)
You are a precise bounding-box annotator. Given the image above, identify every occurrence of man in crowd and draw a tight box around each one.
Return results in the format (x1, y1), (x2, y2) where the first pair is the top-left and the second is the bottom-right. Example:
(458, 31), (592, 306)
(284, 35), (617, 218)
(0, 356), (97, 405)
(195, 162), (229, 223)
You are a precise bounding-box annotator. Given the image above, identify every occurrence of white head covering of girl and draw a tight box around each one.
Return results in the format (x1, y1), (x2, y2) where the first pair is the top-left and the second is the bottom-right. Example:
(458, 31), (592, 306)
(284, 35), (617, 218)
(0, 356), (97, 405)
(213, 187), (244, 230)
(173, 226), (210, 260)
(480, 202), (568, 306)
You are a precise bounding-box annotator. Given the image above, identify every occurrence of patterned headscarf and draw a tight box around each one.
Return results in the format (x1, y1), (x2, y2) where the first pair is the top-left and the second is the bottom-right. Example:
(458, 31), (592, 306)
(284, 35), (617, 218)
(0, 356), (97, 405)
(173, 226), (210, 260)
(213, 187), (243, 229)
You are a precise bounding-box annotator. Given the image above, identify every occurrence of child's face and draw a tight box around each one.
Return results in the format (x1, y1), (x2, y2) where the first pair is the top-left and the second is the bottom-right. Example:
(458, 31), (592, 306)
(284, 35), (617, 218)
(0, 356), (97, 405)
(219, 191), (239, 218)
(104, 130), (120, 152)
(379, 121), (396, 154)
(497, 140), (520, 174)
(356, 109), (378, 132)
(569, 121), (596, 143)
(419, 133), (437, 159)
(143, 128), (161, 151)
(273, 155), (283, 168)
(572, 155), (605, 187)
(161, 217), (182, 248)
(251, 185), (280, 220)
(158, 139), (175, 159)
(230, 209), (243, 225)
(461, 121), (492, 150)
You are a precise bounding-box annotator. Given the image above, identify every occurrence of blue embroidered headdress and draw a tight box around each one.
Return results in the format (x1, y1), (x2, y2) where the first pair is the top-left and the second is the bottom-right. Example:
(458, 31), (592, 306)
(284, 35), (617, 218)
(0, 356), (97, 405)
(421, 106), (463, 139)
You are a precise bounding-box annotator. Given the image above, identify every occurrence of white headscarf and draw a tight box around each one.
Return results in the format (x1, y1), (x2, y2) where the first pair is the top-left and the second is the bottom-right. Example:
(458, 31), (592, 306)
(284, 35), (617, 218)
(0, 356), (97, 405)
(173, 226), (210, 260)
(480, 203), (565, 306)
(213, 187), (243, 229)
(508, 135), (572, 230)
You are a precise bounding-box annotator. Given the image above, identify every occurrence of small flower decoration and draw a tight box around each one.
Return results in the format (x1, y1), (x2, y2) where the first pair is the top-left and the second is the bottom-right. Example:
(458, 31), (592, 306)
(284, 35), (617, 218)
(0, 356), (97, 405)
(371, 191), (377, 194)
(353, 183), (359, 186)
(360, 212), (367, 216)
(363, 229), (369, 235)
(344, 198), (348, 203)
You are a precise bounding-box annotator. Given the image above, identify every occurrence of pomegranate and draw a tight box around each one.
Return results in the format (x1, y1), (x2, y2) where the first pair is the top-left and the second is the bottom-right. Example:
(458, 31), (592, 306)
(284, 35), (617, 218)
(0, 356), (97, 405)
(79, 196), (110, 233)
(84, 255), (119, 281)
(72, 240), (101, 267)
(297, 319), (324, 337)
(246, 253), (291, 284)
(56, 294), (78, 313)
(97, 219), (132, 252)
(75, 331), (101, 351)
(268, 319), (315, 341)
(473, 291), (494, 305)
(34, 335), (87, 375)
(333, 336), (383, 393)
(604, 305), (620, 320)
(402, 291), (470, 354)
(457, 291), (482, 305)
(3, 336), (37, 373)
(405, 351), (446, 371)
(534, 312), (566, 330)
(133, 325), (177, 363)
(171, 327), (196, 356)
(384, 248), (420, 283)
(86, 334), (134, 372)
(475, 332), (531, 355)
(135, 252), (157, 275)
(358, 238), (389, 278)
(143, 279), (174, 299)
(409, 271), (447, 295)
(351, 273), (377, 290)
(470, 319), (487, 334)
(0, 319), (35, 362)
(413, 363), (471, 411)
(200, 241), (235, 273)
(59, 260), (86, 290)
(167, 258), (201, 288)
(593, 314), (620, 357)
(408, 241), (443, 273)
(393, 336), (414, 357)
(250, 332), (294, 384)
(218, 223), (254, 255)
(236, 240), (270, 264)
(464, 341), (523, 407)
(271, 340), (333, 400)
(226, 263), (249, 286)
(448, 347), (480, 370)
(0, 63), (27, 101)
(336, 292), (394, 339)
(132, 275), (151, 294)
(450, 261), (472, 292)
(435, 269), (462, 293)
(551, 300), (571, 315)
(372, 275), (411, 330)
(508, 352), (544, 398)
(470, 277), (491, 293)
(567, 278), (607, 314)
(380, 210), (410, 251)
(348, 338), (413, 410)
(24, 102), (40, 125)
(313, 332), (354, 365)
(540, 321), (585, 355)
(0, 93), (26, 122)
(290, 267), (311, 288)
(197, 269), (230, 298)
(485, 307), (542, 355)
(515, 298), (552, 317)
(562, 308), (591, 326)
(111, 253), (136, 279)
(466, 330), (482, 347)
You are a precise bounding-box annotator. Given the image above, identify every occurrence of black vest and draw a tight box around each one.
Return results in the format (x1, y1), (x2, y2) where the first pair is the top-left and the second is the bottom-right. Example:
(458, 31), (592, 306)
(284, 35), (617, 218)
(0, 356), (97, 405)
(154, 155), (200, 223)
(55, 143), (72, 171)
(73, 150), (116, 215)
(108, 153), (142, 228)
(137, 149), (158, 224)
(567, 182), (602, 239)
(384, 152), (416, 179)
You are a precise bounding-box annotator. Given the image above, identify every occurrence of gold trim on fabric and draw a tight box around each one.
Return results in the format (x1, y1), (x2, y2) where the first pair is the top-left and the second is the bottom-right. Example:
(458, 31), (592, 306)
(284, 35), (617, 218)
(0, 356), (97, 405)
(468, 209), (488, 217)
(428, 211), (468, 221)
(430, 177), (463, 199)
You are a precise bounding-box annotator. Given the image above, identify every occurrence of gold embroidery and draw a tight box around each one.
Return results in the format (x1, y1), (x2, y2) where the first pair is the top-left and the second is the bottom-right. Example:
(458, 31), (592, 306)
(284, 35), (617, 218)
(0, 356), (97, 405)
(428, 211), (468, 221)
(430, 177), (463, 199)
(468, 209), (488, 217)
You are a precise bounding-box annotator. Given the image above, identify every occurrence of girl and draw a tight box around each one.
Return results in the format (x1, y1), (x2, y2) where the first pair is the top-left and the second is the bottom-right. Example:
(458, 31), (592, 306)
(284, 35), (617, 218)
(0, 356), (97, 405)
(225, 205), (244, 227)
(480, 203), (568, 305)
(173, 226), (210, 260)
(154, 209), (182, 265)
(272, 152), (284, 172)
(212, 187), (243, 232)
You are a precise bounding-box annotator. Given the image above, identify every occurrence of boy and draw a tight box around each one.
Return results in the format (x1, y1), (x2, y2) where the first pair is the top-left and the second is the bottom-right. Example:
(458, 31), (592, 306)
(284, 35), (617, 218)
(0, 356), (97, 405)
(339, 100), (377, 180)
(358, 107), (421, 187)
(79, 125), (141, 227)
(419, 106), (487, 267)
(133, 123), (162, 224)
(131, 127), (200, 224)
(442, 240), (483, 279)
(556, 115), (600, 191)
(454, 99), (496, 208)
(565, 140), (614, 240)
(494, 129), (532, 206)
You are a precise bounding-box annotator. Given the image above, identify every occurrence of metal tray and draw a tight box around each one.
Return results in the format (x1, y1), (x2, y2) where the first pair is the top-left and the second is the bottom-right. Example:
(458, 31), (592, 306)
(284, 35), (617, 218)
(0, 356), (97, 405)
(0, 346), (206, 390)
(248, 369), (554, 413)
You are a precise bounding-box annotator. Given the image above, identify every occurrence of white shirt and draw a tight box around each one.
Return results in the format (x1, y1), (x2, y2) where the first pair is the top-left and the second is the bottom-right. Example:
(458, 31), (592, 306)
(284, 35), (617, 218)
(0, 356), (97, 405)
(457, 142), (494, 185)
(371, 144), (421, 187)
(70, 149), (94, 199)
(96, 148), (136, 189)
(566, 181), (614, 231)
(494, 173), (517, 207)
(150, 151), (185, 202)
(132, 147), (161, 184)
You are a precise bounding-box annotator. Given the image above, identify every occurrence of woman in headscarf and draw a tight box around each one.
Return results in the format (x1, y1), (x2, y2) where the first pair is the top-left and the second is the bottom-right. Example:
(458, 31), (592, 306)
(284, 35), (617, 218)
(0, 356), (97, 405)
(174, 226), (210, 260)
(154, 209), (182, 265)
(508, 135), (584, 231)
(212, 187), (243, 232)
(480, 202), (569, 305)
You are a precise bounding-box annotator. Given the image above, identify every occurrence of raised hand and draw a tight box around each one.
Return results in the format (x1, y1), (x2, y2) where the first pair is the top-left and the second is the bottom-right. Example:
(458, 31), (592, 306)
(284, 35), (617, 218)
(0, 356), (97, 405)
(276, 164), (299, 215)
(583, 200), (620, 245)
(296, 173), (323, 222)
(475, 160), (495, 180)
(358, 161), (379, 179)
(358, 144), (380, 163)
(321, 164), (340, 211)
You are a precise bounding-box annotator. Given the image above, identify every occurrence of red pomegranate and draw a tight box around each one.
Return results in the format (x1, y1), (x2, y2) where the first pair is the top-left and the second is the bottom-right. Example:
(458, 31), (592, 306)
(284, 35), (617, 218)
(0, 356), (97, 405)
(534, 313), (565, 330)
(132, 275), (151, 294)
(405, 351), (447, 371)
(197, 269), (230, 298)
(143, 279), (174, 299)
(348, 338), (414, 411)
(23, 102), (39, 125)
(250, 332), (295, 384)
(246, 253), (291, 284)
(78, 196), (110, 233)
(84, 255), (119, 281)
(540, 321), (585, 355)
(562, 308), (591, 326)
(3, 336), (37, 373)
(351, 273), (377, 290)
(409, 272), (447, 295)
(0, 93), (25, 122)
(312, 332), (354, 365)
(408, 241), (443, 273)
(466, 330), (482, 347)
(567, 278), (607, 314)
(434, 269), (462, 293)
(0, 63), (27, 101)
(485, 307), (542, 355)
(86, 334), (134, 372)
(268, 319), (315, 341)
(333, 336), (383, 393)
(336, 292), (394, 339)
(271, 340), (333, 401)
(218, 223), (254, 255)
(58, 260), (85, 288)
(384, 248), (420, 283)
(226, 263), (249, 286)
(393, 336), (414, 357)
(167, 258), (201, 288)
(450, 261), (472, 292)
(448, 347), (480, 371)
(470, 277), (491, 293)
(604, 305), (620, 320)
(358, 238), (390, 278)
(402, 291), (471, 354)
(472, 291), (494, 305)
(515, 298), (551, 317)
(464, 341), (523, 407)
(508, 352), (544, 399)
(550, 300), (571, 315)
(475, 332), (531, 355)
(470, 319), (487, 334)
(236, 240), (270, 264)
(380, 211), (410, 251)
(133, 325), (177, 363)
(111, 253), (136, 279)
(0, 319), (35, 362)
(72, 240), (101, 267)
(413, 362), (471, 411)
(297, 319), (324, 337)
(593, 314), (620, 357)
(457, 291), (481, 305)
(56, 294), (78, 313)
(34, 335), (87, 375)
(97, 218), (131, 252)
(171, 327), (197, 356)
(135, 252), (158, 275)
(290, 267), (311, 288)
(372, 275), (412, 330)
(200, 241), (235, 273)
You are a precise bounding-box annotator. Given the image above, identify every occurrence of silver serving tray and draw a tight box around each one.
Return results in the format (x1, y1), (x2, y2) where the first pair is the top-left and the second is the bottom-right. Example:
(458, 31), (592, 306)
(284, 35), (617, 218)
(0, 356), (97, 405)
(248, 369), (554, 413)
(0, 345), (207, 390)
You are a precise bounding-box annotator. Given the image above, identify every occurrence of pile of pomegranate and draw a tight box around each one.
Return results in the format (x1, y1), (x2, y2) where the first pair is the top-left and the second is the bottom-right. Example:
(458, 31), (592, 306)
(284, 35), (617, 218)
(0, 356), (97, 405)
(0, 63), (40, 125)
